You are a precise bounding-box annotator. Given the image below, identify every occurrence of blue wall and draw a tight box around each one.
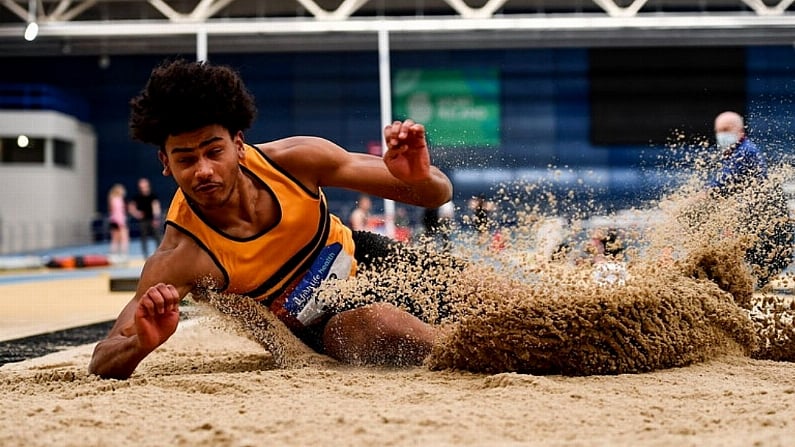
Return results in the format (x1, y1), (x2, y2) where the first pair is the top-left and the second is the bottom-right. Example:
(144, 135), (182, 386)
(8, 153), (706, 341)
(747, 46), (795, 161)
(1, 46), (793, 219)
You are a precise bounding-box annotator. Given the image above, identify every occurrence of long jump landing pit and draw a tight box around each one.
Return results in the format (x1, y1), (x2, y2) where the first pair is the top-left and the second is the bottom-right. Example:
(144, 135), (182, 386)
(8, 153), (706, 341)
(1, 262), (794, 445)
(1, 309), (794, 446)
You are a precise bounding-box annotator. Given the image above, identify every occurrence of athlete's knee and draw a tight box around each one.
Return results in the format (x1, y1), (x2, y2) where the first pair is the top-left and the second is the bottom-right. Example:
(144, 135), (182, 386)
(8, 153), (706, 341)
(326, 303), (403, 341)
(322, 303), (434, 365)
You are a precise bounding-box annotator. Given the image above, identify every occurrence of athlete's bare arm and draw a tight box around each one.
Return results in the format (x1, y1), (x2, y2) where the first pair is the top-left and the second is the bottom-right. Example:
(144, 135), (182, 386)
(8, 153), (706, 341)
(259, 120), (452, 208)
(88, 226), (220, 379)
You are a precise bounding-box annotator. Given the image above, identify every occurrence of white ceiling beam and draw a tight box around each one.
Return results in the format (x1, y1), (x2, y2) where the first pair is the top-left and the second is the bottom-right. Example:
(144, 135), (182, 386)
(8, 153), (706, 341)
(741, 0), (795, 15)
(147, 0), (183, 21)
(3, 13), (794, 38)
(294, 0), (330, 19)
(189, 0), (215, 20)
(57, 0), (96, 22)
(331, 0), (370, 20)
(189, 0), (238, 21)
(443, 0), (509, 19)
(148, 0), (238, 22)
(1, 0), (28, 21)
(199, 0), (238, 20)
(3, 0), (795, 26)
(294, 0), (371, 20)
(592, 0), (649, 18)
(49, 0), (73, 20)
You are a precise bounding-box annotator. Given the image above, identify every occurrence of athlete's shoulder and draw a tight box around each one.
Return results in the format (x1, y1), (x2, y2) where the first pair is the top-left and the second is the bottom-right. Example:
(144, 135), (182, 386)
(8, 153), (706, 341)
(255, 137), (339, 179)
(255, 136), (332, 157)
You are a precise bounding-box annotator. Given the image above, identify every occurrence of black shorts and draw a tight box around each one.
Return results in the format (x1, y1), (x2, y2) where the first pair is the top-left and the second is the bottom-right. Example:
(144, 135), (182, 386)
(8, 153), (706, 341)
(108, 222), (120, 230)
(292, 231), (399, 352)
(294, 231), (463, 352)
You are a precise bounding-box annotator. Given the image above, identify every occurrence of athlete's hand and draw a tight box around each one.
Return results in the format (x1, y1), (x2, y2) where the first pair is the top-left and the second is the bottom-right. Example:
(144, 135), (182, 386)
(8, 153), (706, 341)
(383, 120), (432, 184)
(134, 283), (180, 352)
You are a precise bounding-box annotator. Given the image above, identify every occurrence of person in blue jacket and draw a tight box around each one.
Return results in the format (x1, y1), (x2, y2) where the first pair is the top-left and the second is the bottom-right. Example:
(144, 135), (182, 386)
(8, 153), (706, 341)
(708, 111), (793, 287)
(709, 111), (767, 195)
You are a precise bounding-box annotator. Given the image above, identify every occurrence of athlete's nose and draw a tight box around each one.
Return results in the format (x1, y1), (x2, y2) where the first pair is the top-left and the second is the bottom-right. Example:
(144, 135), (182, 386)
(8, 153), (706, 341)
(195, 157), (214, 179)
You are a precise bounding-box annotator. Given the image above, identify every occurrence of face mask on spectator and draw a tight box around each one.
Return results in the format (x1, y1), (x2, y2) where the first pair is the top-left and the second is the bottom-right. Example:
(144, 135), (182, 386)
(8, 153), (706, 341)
(716, 131), (739, 148)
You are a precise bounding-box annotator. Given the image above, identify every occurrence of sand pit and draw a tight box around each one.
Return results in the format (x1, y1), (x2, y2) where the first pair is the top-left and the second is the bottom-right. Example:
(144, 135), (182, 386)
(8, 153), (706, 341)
(1, 319), (794, 447)
(3, 253), (791, 446)
(2, 249), (792, 446)
(1, 264), (794, 446)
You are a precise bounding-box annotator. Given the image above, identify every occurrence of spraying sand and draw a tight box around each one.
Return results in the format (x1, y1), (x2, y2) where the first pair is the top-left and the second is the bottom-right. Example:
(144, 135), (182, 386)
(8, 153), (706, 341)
(167, 169), (795, 382)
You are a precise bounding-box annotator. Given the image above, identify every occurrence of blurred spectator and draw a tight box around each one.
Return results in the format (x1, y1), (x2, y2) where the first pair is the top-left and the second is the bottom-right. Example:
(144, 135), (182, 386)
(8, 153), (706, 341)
(393, 206), (412, 242)
(422, 207), (440, 236)
(349, 195), (373, 231)
(128, 177), (162, 258)
(107, 183), (129, 263)
(467, 195), (496, 234)
(581, 228), (624, 265)
(689, 110), (795, 287)
(438, 200), (455, 229)
(423, 200), (455, 250)
(709, 111), (767, 195)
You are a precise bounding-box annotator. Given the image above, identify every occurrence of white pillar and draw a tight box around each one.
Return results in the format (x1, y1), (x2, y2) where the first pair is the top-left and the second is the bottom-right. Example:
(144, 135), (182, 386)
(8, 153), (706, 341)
(378, 27), (396, 239)
(196, 26), (208, 62)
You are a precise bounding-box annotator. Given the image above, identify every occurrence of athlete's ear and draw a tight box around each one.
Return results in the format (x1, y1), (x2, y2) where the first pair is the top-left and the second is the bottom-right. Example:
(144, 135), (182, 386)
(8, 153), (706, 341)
(234, 131), (245, 159)
(158, 149), (172, 177)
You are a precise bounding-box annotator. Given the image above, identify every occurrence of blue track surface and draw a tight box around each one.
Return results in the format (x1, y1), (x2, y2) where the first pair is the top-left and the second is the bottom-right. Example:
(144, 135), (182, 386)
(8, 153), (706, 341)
(0, 239), (147, 285)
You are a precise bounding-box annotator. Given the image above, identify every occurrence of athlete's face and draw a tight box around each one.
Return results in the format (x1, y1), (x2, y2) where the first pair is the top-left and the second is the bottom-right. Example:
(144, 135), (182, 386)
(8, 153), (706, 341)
(160, 124), (245, 210)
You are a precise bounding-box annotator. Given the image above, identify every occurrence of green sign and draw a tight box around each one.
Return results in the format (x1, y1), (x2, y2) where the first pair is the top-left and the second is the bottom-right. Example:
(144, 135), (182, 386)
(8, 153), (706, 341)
(393, 69), (500, 148)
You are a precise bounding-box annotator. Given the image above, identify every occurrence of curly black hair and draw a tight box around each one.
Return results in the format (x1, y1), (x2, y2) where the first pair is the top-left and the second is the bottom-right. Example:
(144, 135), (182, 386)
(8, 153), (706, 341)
(129, 58), (257, 148)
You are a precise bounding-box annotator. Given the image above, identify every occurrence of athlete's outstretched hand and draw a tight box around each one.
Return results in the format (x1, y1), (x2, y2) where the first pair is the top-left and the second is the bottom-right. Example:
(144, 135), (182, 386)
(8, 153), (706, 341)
(135, 283), (180, 351)
(383, 120), (432, 184)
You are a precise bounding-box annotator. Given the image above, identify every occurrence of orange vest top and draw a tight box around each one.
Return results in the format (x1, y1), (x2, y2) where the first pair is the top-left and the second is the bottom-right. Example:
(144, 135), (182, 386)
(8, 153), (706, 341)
(165, 145), (356, 304)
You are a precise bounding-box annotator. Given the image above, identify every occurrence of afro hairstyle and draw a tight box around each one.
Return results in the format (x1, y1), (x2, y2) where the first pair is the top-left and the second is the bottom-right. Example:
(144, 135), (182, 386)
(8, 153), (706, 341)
(129, 58), (257, 148)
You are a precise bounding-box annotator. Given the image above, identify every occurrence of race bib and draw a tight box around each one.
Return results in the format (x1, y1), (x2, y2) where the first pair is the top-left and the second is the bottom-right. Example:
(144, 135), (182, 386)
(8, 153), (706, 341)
(283, 243), (354, 326)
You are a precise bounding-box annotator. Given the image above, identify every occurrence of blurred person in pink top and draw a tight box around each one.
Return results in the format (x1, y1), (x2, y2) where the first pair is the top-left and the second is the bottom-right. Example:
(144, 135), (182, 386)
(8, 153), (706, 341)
(107, 183), (129, 262)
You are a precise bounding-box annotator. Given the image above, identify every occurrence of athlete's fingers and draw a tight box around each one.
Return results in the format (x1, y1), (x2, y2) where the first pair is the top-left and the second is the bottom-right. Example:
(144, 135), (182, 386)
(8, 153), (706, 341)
(406, 122), (425, 139)
(137, 294), (156, 317)
(139, 283), (177, 315)
(398, 119), (416, 138)
(163, 284), (180, 311)
(384, 121), (401, 146)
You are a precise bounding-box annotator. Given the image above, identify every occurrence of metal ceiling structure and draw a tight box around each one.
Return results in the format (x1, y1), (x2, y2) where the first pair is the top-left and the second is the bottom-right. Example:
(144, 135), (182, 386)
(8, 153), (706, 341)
(0, 0), (794, 56)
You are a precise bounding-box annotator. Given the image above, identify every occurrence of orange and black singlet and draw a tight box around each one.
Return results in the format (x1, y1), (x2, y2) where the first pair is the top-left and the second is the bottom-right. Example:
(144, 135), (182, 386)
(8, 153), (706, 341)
(165, 144), (357, 326)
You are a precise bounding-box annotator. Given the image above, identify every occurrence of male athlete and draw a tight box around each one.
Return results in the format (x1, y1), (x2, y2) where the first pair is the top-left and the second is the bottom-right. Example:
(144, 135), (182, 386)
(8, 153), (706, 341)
(89, 59), (452, 379)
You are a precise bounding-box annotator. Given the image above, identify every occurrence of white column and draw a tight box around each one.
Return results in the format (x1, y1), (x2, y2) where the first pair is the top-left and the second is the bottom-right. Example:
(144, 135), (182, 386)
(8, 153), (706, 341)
(196, 26), (208, 62)
(378, 27), (396, 239)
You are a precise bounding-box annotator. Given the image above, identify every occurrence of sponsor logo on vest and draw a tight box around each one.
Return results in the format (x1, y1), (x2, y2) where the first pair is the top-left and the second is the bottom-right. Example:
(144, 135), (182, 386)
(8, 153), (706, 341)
(284, 243), (353, 326)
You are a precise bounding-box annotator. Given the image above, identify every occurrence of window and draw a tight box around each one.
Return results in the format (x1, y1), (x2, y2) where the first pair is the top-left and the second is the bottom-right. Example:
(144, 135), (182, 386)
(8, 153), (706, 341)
(0, 136), (45, 163)
(54, 138), (74, 168)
